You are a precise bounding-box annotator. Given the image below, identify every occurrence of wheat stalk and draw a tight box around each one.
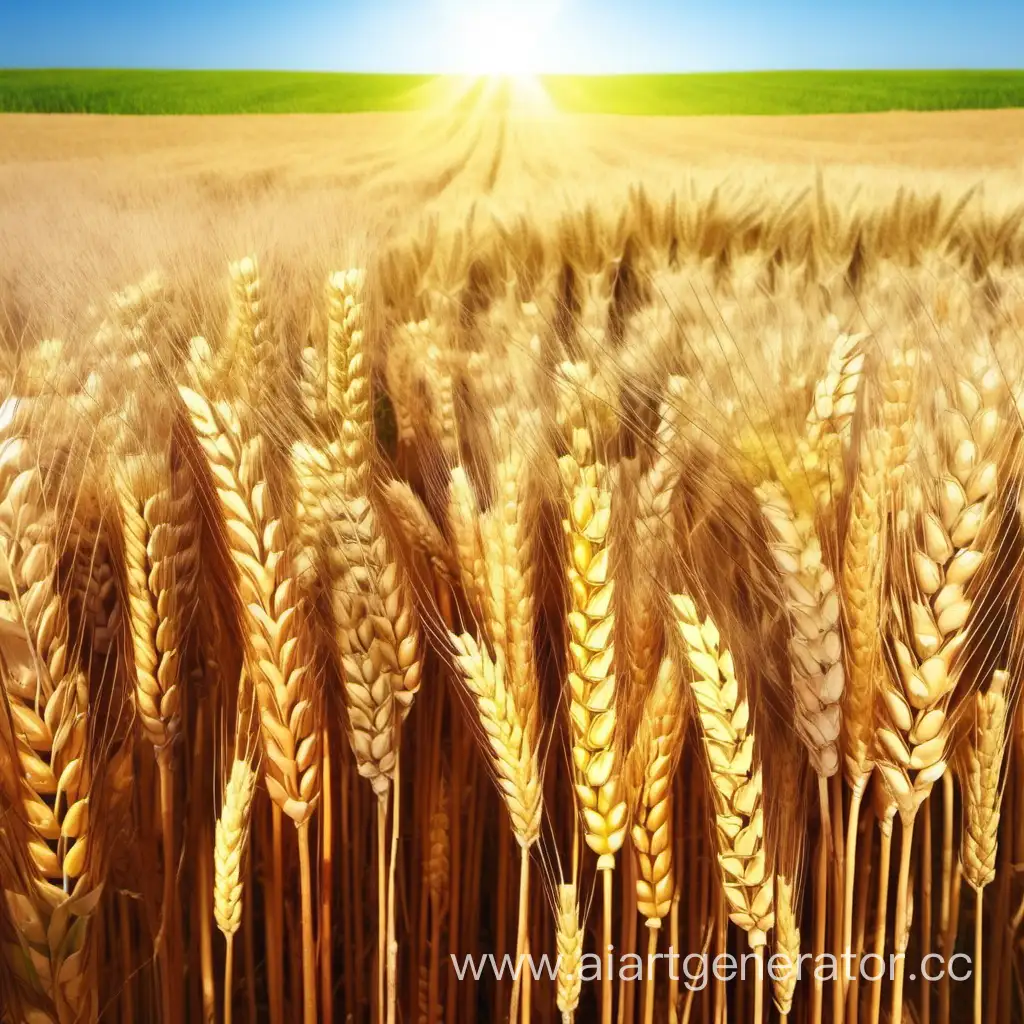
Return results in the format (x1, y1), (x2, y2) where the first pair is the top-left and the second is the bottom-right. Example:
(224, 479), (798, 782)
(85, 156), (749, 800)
(629, 653), (685, 1024)
(114, 437), (200, 1024)
(773, 875), (801, 1019)
(758, 481), (843, 780)
(449, 634), (541, 844)
(425, 773), (449, 1024)
(674, 594), (774, 945)
(879, 370), (1002, 1024)
(561, 427), (626, 868)
(555, 883), (583, 1023)
(448, 467), (488, 620)
(879, 372), (1001, 819)
(631, 653), (685, 927)
(559, 418), (623, 1024)
(626, 378), (685, 721)
(0, 436), (97, 1024)
(960, 668), (1009, 1024)
(180, 359), (321, 1023)
(214, 756), (256, 937)
(961, 668), (1008, 891)
(798, 332), (865, 510)
(382, 479), (458, 588)
(214, 756), (256, 1024)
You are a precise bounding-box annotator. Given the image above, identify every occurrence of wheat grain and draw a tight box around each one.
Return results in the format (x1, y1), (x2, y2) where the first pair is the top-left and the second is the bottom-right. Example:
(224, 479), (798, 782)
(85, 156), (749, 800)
(178, 390), (321, 825)
(560, 427), (626, 869)
(115, 450), (199, 757)
(214, 758), (256, 937)
(758, 481), (844, 779)
(630, 655), (684, 926)
(0, 436), (97, 1022)
(773, 875), (801, 1017)
(555, 883), (583, 1023)
(842, 426), (891, 790)
(799, 332), (865, 510)
(449, 635), (542, 847)
(383, 479), (457, 588)
(960, 668), (1008, 892)
(879, 372), (1002, 820)
(675, 593), (774, 948)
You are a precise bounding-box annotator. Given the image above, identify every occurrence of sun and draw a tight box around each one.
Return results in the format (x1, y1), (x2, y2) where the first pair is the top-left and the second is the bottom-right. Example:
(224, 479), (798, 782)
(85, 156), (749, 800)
(444, 0), (555, 77)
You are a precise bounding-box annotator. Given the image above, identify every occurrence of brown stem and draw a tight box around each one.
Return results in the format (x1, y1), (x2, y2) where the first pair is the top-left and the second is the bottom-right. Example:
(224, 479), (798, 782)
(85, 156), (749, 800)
(869, 816), (893, 1024)
(847, 807), (874, 1022)
(830, 774), (845, 1024)
(715, 894), (727, 1024)
(120, 895), (134, 1024)
(947, 861), (964, 1022)
(812, 819), (827, 1024)
(843, 779), (868, 1000)
(975, 886), (984, 1024)
(890, 814), (918, 1024)
(643, 926), (658, 1024)
(386, 754), (401, 1024)
(922, 798), (933, 1024)
(668, 888), (681, 1024)
(354, 780), (366, 1019)
(753, 943), (764, 1024)
(509, 844), (530, 1024)
(377, 796), (388, 1024)
(157, 754), (180, 1024)
(321, 728), (334, 1024)
(200, 818), (216, 1023)
(244, 852), (256, 1023)
(446, 729), (463, 1024)
(938, 770), (955, 1024)
(224, 934), (235, 1024)
(341, 756), (355, 1024)
(496, 826), (510, 1020)
(603, 867), (614, 1024)
(619, 854), (638, 1024)
(268, 804), (284, 1024)
(429, 894), (441, 1024)
(298, 820), (317, 1024)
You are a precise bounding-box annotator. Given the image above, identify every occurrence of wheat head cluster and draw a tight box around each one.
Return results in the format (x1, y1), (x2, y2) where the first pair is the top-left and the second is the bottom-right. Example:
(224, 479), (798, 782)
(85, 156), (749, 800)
(2, 181), (1024, 1024)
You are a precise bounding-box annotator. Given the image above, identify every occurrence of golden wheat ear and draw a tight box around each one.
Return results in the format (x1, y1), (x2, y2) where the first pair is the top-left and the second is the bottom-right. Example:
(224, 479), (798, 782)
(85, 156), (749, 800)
(0, 434), (99, 1023)
(674, 593), (774, 948)
(214, 756), (256, 940)
(555, 883), (583, 1023)
(877, 366), (1004, 1024)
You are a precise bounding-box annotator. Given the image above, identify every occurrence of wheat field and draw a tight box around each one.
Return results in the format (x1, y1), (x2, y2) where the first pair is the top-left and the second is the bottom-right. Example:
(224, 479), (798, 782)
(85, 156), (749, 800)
(3, 80), (1024, 1024)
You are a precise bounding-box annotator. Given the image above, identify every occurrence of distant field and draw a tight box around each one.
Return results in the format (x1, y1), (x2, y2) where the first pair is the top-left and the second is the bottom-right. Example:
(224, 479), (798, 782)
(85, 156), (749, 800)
(1, 68), (1023, 116)
(0, 69), (437, 114)
(542, 70), (1024, 115)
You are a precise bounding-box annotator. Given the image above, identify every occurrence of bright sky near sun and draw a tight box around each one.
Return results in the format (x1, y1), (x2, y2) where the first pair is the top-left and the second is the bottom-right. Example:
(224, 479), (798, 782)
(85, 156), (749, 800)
(1, 0), (1021, 74)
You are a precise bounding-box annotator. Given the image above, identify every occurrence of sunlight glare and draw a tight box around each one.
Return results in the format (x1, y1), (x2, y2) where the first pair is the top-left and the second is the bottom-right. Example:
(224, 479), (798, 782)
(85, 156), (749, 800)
(443, 0), (558, 76)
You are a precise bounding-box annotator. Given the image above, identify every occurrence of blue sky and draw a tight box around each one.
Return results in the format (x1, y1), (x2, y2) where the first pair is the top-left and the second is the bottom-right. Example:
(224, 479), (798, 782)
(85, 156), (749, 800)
(1, 0), (1021, 74)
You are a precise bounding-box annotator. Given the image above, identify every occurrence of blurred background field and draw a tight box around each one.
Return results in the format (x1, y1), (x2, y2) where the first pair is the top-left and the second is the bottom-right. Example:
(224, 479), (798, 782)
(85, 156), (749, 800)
(3, 67), (1024, 115)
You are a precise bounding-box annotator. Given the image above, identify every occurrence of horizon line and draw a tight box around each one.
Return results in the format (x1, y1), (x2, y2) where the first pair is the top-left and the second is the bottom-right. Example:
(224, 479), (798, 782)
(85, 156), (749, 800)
(3, 66), (1023, 76)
